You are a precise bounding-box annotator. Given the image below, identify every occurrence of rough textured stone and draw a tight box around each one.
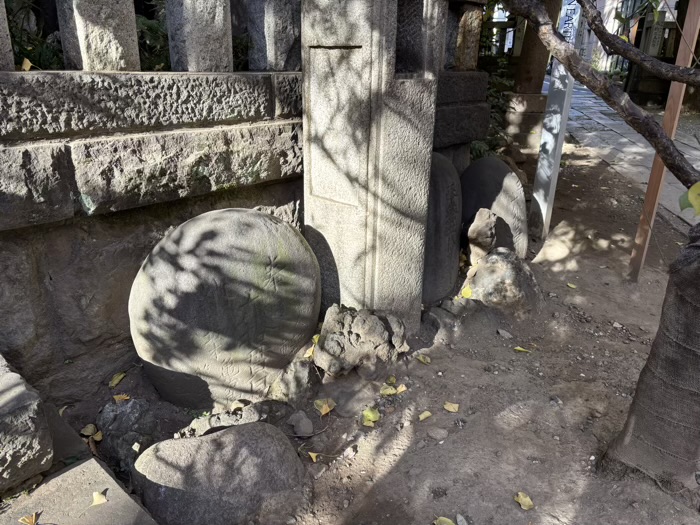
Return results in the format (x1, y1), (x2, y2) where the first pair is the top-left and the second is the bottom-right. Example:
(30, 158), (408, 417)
(166, 0), (233, 72)
(129, 209), (321, 410)
(267, 344), (318, 406)
(437, 71), (489, 105)
(44, 403), (90, 468)
(423, 153), (462, 304)
(0, 0), (13, 71)
(72, 121), (302, 214)
(2, 459), (158, 525)
(134, 423), (306, 525)
(176, 401), (289, 438)
(0, 143), (76, 232)
(0, 355), (53, 495)
(287, 410), (313, 436)
(56, 0), (82, 69)
(0, 72), (275, 140)
(468, 208), (497, 265)
(273, 72), (302, 118)
(454, 4), (483, 71)
(434, 102), (490, 148)
(248, 0), (301, 71)
(313, 304), (409, 378)
(462, 248), (543, 319)
(460, 156), (528, 258)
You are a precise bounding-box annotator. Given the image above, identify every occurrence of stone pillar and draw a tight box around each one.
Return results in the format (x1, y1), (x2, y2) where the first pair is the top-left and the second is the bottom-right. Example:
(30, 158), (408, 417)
(302, 0), (446, 333)
(167, 0), (233, 71)
(248, 0), (301, 71)
(56, 0), (140, 70)
(0, 0), (13, 71)
(454, 3), (483, 71)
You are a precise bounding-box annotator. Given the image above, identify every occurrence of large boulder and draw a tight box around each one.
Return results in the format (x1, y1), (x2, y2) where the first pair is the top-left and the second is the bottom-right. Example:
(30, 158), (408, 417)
(422, 152), (462, 304)
(0, 355), (53, 495)
(134, 423), (307, 525)
(460, 157), (528, 258)
(129, 209), (321, 410)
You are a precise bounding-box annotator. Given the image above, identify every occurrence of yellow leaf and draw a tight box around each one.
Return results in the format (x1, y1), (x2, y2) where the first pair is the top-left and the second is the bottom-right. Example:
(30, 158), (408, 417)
(80, 424), (97, 437)
(687, 181), (700, 214)
(386, 375), (397, 385)
(109, 372), (126, 388)
(113, 394), (130, 403)
(92, 431), (103, 442)
(308, 452), (319, 463)
(21, 58), (32, 71)
(90, 491), (108, 507)
(312, 334), (320, 345)
(514, 491), (534, 510)
(434, 518), (456, 525)
(303, 345), (314, 360)
(461, 285), (473, 299)
(416, 354), (431, 365)
(418, 410), (432, 421)
(18, 513), (38, 525)
(566, 283), (577, 289)
(380, 384), (398, 396)
(443, 402), (459, 413)
(514, 346), (531, 353)
(396, 384), (408, 394)
(58, 405), (68, 416)
(314, 398), (336, 416)
(362, 407), (381, 427)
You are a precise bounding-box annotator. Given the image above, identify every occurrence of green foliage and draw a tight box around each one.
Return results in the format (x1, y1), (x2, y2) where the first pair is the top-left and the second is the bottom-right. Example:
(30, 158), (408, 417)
(471, 56), (514, 160)
(136, 0), (170, 71)
(6, 0), (63, 70)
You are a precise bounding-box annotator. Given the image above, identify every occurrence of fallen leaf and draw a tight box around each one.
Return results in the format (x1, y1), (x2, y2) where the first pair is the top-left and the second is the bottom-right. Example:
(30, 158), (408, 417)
(90, 491), (108, 507)
(312, 334), (320, 345)
(566, 283), (577, 289)
(21, 58), (32, 71)
(80, 424), (97, 437)
(461, 285), (473, 299)
(362, 407), (381, 427)
(314, 398), (336, 416)
(386, 375), (397, 385)
(108, 372), (126, 388)
(308, 452), (319, 463)
(675, 241), (685, 246)
(443, 402), (459, 413)
(514, 491), (534, 510)
(92, 431), (103, 442)
(380, 384), (398, 396)
(303, 345), (314, 360)
(18, 513), (38, 525)
(416, 355), (431, 365)
(434, 518), (456, 525)
(514, 346), (531, 353)
(58, 405), (68, 416)
(132, 442), (141, 453)
(113, 394), (130, 403)
(396, 384), (408, 394)
(419, 410), (432, 421)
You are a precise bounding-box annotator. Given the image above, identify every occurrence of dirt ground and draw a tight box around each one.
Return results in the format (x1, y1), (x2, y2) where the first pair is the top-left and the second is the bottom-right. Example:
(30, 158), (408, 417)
(288, 143), (699, 525)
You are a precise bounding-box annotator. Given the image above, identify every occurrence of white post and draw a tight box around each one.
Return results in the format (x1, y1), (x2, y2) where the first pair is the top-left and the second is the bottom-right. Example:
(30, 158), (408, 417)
(0, 0), (13, 70)
(529, 0), (581, 239)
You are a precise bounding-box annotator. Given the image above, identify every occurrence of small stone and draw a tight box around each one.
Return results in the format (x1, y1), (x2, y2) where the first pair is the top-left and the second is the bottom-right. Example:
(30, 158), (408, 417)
(497, 328), (513, 339)
(456, 515), (468, 525)
(308, 463), (327, 480)
(612, 322), (623, 329)
(548, 292), (558, 298)
(554, 435), (560, 441)
(343, 499), (350, 509)
(287, 410), (314, 437)
(428, 428), (449, 441)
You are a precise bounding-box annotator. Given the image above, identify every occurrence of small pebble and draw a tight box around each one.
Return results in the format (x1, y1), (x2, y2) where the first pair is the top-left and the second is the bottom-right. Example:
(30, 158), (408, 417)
(428, 428), (449, 441)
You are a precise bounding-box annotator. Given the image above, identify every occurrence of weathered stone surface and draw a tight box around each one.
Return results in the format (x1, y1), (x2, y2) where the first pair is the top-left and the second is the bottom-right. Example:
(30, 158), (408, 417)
(134, 423), (306, 525)
(434, 102), (490, 148)
(129, 209), (321, 410)
(56, 0), (82, 69)
(467, 208), (497, 265)
(437, 71), (489, 105)
(2, 459), (158, 525)
(505, 110), (545, 135)
(435, 143), (471, 174)
(506, 92), (548, 114)
(0, 0), (13, 71)
(248, 0), (301, 71)
(267, 344), (318, 406)
(287, 410), (313, 437)
(461, 247), (543, 319)
(44, 403), (90, 468)
(460, 156), (528, 258)
(423, 153), (462, 304)
(0, 355), (53, 495)
(0, 143), (75, 232)
(166, 0), (233, 72)
(0, 72), (275, 140)
(273, 72), (302, 118)
(96, 398), (191, 473)
(313, 304), (409, 378)
(72, 121), (302, 214)
(176, 400), (290, 438)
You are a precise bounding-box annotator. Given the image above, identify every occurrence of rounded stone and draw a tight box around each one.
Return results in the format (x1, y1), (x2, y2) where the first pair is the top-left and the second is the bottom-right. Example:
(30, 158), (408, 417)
(128, 209), (321, 410)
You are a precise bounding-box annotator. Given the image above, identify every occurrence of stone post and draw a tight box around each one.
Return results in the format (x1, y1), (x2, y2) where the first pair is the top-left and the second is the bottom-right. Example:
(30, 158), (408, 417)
(166, 0), (233, 71)
(454, 3), (483, 71)
(302, 0), (446, 333)
(56, 0), (140, 70)
(248, 0), (301, 71)
(0, 0), (13, 71)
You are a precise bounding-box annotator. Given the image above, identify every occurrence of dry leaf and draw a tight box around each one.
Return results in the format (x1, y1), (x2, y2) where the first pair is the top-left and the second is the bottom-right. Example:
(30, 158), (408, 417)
(416, 354), (431, 365)
(80, 424), (97, 437)
(308, 452), (319, 463)
(90, 491), (108, 507)
(314, 398), (336, 416)
(461, 285), (473, 299)
(566, 283), (577, 289)
(514, 346), (531, 353)
(58, 405), (68, 416)
(92, 431), (103, 442)
(380, 384), (397, 396)
(396, 384), (408, 394)
(312, 334), (320, 345)
(108, 372), (126, 388)
(386, 375), (397, 385)
(303, 345), (314, 360)
(18, 513), (38, 525)
(362, 407), (380, 427)
(514, 491), (534, 510)
(418, 410), (432, 421)
(443, 402), (459, 413)
(434, 518), (456, 525)
(113, 394), (130, 403)
(21, 58), (32, 71)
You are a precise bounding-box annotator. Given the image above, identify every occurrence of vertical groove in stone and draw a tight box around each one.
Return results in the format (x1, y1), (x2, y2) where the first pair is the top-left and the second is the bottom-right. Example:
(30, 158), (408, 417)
(0, 0), (14, 71)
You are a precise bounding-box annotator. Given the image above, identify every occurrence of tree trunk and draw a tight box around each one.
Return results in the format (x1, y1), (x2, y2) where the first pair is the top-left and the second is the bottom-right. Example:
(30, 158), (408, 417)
(513, 0), (561, 93)
(605, 223), (700, 490)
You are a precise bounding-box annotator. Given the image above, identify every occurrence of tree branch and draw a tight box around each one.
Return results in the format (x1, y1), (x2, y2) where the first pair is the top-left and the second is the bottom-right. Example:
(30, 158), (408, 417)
(501, 0), (700, 188)
(577, 0), (700, 87)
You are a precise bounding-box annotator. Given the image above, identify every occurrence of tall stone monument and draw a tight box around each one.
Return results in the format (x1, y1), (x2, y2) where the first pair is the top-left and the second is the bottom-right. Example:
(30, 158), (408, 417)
(302, 0), (447, 333)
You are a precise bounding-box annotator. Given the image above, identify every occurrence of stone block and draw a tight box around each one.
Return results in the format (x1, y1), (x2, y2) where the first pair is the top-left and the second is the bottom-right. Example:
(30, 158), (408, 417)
(0, 0), (13, 71)
(0, 143), (76, 232)
(511, 131), (543, 150)
(0, 355), (53, 495)
(437, 71), (489, 105)
(166, 0), (233, 72)
(1, 458), (158, 525)
(434, 101), (490, 148)
(435, 143), (471, 173)
(273, 72), (302, 118)
(505, 110), (544, 135)
(248, 0), (301, 71)
(72, 121), (302, 214)
(129, 209), (321, 410)
(506, 92), (548, 113)
(422, 153), (462, 304)
(0, 72), (275, 140)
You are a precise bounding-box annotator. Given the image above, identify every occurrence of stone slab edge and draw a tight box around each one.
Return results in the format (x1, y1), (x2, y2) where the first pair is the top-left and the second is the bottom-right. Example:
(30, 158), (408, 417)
(434, 102), (490, 148)
(0, 71), (303, 140)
